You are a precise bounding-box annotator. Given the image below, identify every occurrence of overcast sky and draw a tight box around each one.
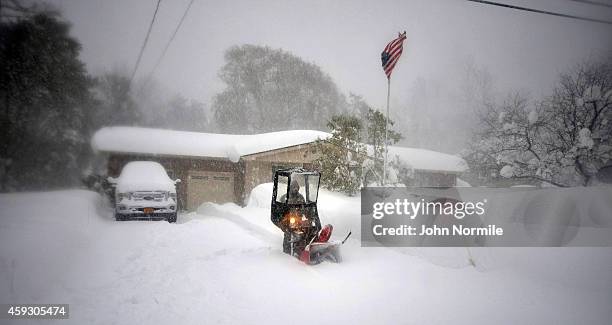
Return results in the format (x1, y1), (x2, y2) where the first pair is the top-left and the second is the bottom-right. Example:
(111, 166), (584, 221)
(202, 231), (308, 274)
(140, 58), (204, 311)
(48, 0), (612, 107)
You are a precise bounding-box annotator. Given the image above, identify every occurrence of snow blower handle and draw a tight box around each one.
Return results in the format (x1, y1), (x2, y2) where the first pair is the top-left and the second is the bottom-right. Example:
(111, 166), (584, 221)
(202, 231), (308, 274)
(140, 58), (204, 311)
(341, 231), (352, 244)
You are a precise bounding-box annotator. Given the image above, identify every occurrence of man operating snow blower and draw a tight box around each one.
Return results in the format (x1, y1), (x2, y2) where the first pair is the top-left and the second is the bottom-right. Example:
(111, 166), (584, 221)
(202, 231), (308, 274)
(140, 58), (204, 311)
(271, 168), (350, 265)
(281, 181), (306, 204)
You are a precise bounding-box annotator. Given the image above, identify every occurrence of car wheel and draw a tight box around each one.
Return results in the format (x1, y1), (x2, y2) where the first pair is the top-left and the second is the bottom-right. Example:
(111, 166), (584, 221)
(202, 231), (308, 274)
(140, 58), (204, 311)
(167, 213), (177, 223)
(115, 213), (124, 221)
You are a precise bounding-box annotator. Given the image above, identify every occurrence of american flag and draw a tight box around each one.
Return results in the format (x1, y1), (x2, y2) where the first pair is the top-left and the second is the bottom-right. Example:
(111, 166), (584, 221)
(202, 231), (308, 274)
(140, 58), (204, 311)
(381, 31), (407, 79)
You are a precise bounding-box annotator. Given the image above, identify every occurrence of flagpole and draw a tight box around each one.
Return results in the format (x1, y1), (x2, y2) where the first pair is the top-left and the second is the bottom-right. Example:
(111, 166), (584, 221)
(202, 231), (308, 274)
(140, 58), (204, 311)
(383, 77), (390, 186)
(381, 30), (406, 186)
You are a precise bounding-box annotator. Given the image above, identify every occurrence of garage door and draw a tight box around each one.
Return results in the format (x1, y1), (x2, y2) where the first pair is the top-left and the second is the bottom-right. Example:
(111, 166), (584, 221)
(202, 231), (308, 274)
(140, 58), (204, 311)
(187, 171), (235, 210)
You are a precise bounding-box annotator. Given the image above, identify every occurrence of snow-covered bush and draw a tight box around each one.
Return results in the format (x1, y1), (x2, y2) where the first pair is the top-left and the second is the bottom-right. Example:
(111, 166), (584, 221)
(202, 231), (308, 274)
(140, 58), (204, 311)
(388, 155), (414, 186)
(465, 57), (612, 187)
(311, 114), (365, 196)
(499, 165), (514, 178)
(364, 108), (402, 185)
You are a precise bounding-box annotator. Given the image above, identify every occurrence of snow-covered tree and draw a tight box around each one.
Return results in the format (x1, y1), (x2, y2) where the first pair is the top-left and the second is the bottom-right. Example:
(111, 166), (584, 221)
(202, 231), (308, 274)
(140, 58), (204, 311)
(0, 12), (94, 190)
(0, 0), (50, 23)
(465, 57), (612, 186)
(312, 114), (366, 195)
(346, 93), (370, 127)
(539, 59), (612, 185)
(364, 108), (402, 185)
(160, 96), (208, 132)
(212, 44), (346, 133)
(91, 71), (141, 129)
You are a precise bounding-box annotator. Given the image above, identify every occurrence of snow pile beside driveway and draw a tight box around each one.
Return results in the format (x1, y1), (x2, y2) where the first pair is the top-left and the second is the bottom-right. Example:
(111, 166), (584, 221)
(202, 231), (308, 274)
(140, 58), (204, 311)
(1, 189), (611, 324)
(245, 182), (274, 209)
(247, 182), (359, 240)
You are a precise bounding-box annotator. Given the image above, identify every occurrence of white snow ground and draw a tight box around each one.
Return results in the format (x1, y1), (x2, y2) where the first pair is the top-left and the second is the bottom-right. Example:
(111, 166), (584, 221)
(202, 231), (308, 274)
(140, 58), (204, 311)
(1, 187), (611, 325)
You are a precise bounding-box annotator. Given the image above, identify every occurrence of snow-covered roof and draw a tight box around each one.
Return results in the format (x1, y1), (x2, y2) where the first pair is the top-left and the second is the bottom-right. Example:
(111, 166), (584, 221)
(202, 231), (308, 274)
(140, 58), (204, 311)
(91, 127), (331, 162)
(387, 146), (467, 173)
(92, 126), (467, 173)
(366, 145), (467, 173)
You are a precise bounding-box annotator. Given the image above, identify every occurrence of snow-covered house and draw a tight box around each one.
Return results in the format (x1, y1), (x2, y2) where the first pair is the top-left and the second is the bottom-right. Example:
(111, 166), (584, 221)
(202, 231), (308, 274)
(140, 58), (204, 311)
(92, 127), (329, 209)
(91, 127), (467, 210)
(384, 146), (468, 186)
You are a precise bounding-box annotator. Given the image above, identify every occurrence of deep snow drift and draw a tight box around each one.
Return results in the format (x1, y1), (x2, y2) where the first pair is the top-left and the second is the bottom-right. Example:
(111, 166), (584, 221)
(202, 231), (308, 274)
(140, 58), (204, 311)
(1, 188), (611, 324)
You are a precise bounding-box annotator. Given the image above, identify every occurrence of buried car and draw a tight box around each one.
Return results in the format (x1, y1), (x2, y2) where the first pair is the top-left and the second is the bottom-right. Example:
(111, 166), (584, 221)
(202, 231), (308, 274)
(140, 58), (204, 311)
(108, 161), (180, 222)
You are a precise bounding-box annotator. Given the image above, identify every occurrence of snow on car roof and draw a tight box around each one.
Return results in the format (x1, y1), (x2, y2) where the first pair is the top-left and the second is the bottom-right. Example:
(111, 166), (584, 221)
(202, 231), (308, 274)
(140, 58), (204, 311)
(116, 161), (175, 192)
(92, 126), (467, 173)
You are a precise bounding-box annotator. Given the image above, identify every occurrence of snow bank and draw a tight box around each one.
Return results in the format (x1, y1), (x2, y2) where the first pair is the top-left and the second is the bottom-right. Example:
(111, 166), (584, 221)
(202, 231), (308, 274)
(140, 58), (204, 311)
(246, 182), (274, 209)
(2, 189), (612, 325)
(0, 190), (106, 305)
(92, 127), (331, 162)
(246, 182), (359, 239)
(456, 178), (472, 187)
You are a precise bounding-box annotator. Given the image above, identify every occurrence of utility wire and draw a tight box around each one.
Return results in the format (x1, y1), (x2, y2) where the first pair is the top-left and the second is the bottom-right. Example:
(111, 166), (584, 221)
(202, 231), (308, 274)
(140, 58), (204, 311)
(466, 0), (612, 25)
(569, 0), (612, 9)
(130, 0), (162, 85)
(148, 0), (196, 78)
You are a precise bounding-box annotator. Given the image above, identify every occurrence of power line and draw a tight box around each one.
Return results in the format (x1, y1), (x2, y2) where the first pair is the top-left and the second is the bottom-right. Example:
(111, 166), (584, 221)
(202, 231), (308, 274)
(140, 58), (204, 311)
(148, 0), (196, 78)
(466, 0), (612, 25)
(130, 0), (163, 85)
(569, 0), (612, 9)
